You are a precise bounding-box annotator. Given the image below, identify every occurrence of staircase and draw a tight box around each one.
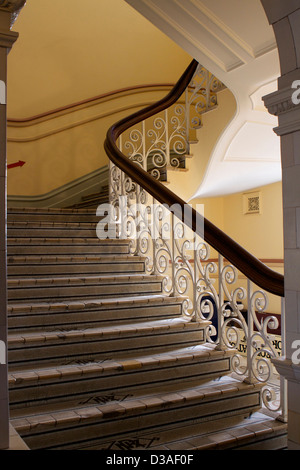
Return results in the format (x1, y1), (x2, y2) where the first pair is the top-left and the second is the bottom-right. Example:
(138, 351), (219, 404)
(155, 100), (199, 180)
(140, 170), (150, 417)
(6, 207), (287, 451)
(68, 184), (109, 210)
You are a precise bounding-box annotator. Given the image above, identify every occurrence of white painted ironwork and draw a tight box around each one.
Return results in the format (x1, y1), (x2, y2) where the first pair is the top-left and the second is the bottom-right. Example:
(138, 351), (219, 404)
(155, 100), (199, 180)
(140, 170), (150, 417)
(107, 64), (285, 419)
(118, 64), (224, 182)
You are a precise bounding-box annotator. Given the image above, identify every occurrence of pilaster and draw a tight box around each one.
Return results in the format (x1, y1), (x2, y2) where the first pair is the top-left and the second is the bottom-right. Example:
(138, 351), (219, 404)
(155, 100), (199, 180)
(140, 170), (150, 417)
(0, 2), (20, 450)
(261, 0), (300, 450)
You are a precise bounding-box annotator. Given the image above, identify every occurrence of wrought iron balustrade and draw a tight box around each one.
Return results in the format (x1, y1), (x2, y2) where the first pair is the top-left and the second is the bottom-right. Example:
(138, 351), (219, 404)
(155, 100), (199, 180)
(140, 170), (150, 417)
(104, 59), (286, 420)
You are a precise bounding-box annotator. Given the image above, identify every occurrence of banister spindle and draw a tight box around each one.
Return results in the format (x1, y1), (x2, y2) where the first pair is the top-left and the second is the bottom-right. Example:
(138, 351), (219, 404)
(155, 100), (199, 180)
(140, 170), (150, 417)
(245, 279), (255, 384)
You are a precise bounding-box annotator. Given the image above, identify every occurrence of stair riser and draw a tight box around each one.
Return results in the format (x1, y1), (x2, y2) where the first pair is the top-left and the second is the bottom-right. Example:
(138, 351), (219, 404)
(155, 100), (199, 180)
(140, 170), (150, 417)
(8, 303), (183, 332)
(8, 261), (146, 277)
(8, 280), (163, 301)
(9, 358), (232, 410)
(8, 329), (205, 367)
(14, 391), (261, 450)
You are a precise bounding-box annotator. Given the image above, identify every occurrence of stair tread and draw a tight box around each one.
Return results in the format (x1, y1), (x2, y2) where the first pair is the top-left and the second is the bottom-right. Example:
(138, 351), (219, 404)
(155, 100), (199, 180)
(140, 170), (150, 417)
(10, 375), (262, 433)
(8, 317), (207, 345)
(8, 222), (100, 228)
(8, 343), (233, 384)
(8, 237), (128, 244)
(8, 207), (97, 214)
(145, 411), (287, 451)
(8, 273), (164, 287)
(8, 254), (144, 264)
(8, 293), (186, 314)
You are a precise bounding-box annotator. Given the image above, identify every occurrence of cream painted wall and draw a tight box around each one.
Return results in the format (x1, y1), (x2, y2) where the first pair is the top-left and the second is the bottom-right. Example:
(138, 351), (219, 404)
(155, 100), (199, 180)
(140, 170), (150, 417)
(191, 181), (283, 261)
(166, 88), (237, 202)
(222, 181), (283, 261)
(7, 87), (174, 195)
(191, 181), (284, 314)
(7, 0), (191, 118)
(6, 0), (192, 196)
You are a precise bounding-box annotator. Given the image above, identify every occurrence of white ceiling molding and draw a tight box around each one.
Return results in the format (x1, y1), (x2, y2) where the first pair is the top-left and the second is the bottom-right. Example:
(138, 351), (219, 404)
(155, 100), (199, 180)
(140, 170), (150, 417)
(125, 0), (281, 198)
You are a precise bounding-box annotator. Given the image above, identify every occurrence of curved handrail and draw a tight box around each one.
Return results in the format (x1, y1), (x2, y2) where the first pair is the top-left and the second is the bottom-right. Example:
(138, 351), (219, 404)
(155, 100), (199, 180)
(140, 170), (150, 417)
(104, 59), (284, 297)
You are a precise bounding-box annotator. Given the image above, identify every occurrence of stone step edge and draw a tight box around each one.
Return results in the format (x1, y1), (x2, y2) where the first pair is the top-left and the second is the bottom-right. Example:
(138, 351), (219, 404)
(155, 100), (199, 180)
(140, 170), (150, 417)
(7, 294), (187, 315)
(8, 344), (234, 387)
(10, 380), (263, 435)
(7, 222), (102, 228)
(7, 222), (110, 229)
(8, 318), (208, 346)
(7, 226), (115, 235)
(8, 207), (97, 214)
(7, 237), (129, 245)
(7, 273), (164, 288)
(7, 254), (145, 265)
(152, 416), (287, 451)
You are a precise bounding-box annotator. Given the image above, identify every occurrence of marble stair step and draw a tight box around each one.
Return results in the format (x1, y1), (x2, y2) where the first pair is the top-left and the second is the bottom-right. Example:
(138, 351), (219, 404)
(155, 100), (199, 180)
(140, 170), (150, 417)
(7, 221), (100, 229)
(7, 207), (100, 223)
(7, 240), (131, 255)
(7, 254), (146, 277)
(7, 236), (127, 246)
(149, 411), (287, 451)
(8, 317), (209, 367)
(7, 273), (165, 301)
(8, 228), (107, 239)
(10, 375), (263, 450)
(8, 344), (235, 409)
(8, 294), (186, 331)
(80, 410), (287, 451)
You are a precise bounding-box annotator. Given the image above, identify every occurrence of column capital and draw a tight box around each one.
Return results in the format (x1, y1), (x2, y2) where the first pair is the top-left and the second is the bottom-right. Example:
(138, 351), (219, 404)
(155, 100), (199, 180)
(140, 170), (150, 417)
(0, 0), (25, 28)
(0, 27), (18, 48)
(272, 357), (300, 384)
(263, 86), (300, 136)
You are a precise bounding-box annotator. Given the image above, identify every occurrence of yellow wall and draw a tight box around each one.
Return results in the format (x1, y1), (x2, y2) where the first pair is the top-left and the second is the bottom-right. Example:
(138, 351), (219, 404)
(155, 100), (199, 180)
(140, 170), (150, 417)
(191, 181), (284, 314)
(7, 87), (177, 195)
(7, 0), (191, 196)
(8, 0), (191, 118)
(222, 182), (283, 261)
(191, 181), (283, 262)
(166, 88), (237, 202)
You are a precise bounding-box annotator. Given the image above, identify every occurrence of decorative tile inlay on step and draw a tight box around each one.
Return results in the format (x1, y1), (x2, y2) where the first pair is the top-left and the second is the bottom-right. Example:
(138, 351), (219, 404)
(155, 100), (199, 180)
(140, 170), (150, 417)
(10, 376), (263, 450)
(7, 207), (282, 450)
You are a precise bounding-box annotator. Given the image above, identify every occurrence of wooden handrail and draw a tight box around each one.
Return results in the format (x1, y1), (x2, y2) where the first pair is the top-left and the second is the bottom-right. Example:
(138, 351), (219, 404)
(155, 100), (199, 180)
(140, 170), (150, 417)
(104, 59), (284, 297)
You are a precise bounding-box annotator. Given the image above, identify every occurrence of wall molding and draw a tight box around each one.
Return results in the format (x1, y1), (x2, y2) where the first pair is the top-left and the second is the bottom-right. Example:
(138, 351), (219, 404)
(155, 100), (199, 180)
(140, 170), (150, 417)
(8, 84), (175, 125)
(7, 84), (178, 143)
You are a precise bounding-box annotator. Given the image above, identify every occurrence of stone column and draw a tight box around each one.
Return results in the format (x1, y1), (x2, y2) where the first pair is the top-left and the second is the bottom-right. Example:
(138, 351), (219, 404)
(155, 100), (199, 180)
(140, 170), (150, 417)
(262, 0), (300, 451)
(0, 2), (21, 450)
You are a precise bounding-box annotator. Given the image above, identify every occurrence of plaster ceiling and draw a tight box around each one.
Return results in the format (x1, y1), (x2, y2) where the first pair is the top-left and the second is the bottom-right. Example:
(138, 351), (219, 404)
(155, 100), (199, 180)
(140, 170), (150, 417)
(125, 0), (281, 198)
